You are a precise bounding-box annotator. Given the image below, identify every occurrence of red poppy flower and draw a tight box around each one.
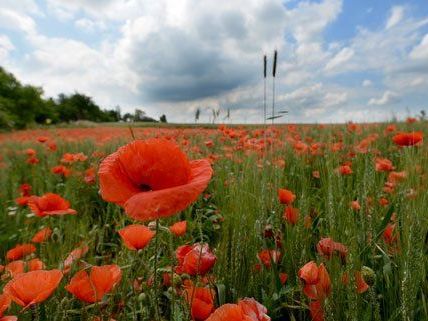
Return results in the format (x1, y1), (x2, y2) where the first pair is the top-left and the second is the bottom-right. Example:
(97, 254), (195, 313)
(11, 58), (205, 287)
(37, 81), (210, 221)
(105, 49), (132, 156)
(61, 152), (87, 163)
(375, 158), (394, 172)
(299, 262), (331, 302)
(47, 142), (57, 151)
(309, 301), (324, 321)
(6, 244), (36, 261)
(5, 259), (45, 277)
(84, 167), (96, 184)
(206, 304), (242, 321)
(315, 264), (331, 299)
(388, 171), (406, 184)
(63, 245), (89, 274)
(183, 284), (215, 321)
(29, 258), (45, 271)
(383, 223), (398, 244)
(206, 298), (270, 321)
(279, 273), (288, 285)
(350, 201), (361, 211)
(283, 206), (299, 225)
(19, 184), (32, 196)
(298, 261), (319, 285)
(4, 261), (25, 277)
(355, 271), (369, 294)
(26, 157), (39, 165)
(176, 243), (216, 276)
(118, 224), (155, 250)
(3, 270), (63, 308)
(0, 294), (11, 316)
(316, 238), (335, 258)
(237, 298), (270, 321)
(379, 197), (389, 207)
(15, 196), (30, 207)
(338, 165), (353, 175)
(51, 165), (71, 177)
(169, 221), (187, 237)
(28, 193), (76, 217)
(257, 250), (282, 269)
(25, 149), (36, 157)
(0, 293), (16, 321)
(37, 136), (48, 143)
(31, 227), (52, 243)
(393, 132), (423, 146)
(98, 139), (213, 221)
(0, 316), (18, 321)
(277, 188), (296, 205)
(316, 238), (348, 260)
(65, 265), (122, 303)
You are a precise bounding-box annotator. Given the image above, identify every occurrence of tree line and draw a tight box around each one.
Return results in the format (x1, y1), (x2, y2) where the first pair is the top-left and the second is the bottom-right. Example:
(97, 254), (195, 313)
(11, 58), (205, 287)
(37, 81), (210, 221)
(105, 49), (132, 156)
(0, 66), (164, 130)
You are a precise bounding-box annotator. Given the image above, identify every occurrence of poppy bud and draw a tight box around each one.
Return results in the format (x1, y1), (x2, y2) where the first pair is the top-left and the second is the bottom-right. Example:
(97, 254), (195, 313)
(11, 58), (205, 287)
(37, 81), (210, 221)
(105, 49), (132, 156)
(361, 266), (376, 286)
(138, 293), (147, 302)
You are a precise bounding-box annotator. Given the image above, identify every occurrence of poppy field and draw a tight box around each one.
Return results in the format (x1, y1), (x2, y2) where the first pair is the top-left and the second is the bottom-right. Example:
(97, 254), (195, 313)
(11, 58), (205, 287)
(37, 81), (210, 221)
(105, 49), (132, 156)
(0, 121), (427, 321)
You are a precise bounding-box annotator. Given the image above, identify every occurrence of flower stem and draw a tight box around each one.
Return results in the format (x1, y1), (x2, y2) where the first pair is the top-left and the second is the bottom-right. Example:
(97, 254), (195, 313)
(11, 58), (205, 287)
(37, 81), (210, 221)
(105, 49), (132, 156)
(31, 305), (39, 321)
(153, 219), (160, 320)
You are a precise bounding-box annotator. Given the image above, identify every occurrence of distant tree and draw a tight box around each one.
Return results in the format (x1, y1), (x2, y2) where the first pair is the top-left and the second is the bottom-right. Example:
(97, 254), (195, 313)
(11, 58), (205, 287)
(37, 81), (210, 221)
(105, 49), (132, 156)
(134, 109), (147, 122)
(35, 97), (59, 124)
(123, 113), (134, 122)
(115, 105), (122, 120)
(0, 66), (156, 129)
(160, 114), (167, 123)
(0, 66), (52, 129)
(420, 110), (426, 121)
(103, 109), (121, 122)
(0, 103), (14, 129)
(57, 92), (106, 122)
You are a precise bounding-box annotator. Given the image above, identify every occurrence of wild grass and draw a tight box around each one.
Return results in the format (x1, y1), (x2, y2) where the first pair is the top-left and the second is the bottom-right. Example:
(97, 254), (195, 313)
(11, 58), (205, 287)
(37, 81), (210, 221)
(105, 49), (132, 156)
(0, 122), (427, 320)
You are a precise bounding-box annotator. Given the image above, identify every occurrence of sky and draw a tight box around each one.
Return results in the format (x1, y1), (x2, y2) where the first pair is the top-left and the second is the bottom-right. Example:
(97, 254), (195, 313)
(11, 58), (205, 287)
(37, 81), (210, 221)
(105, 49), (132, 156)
(1, 0), (428, 124)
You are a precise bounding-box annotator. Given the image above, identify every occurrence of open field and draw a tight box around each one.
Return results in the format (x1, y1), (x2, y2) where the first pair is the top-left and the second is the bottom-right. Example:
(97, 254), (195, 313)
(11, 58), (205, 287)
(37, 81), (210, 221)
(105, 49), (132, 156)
(0, 122), (427, 321)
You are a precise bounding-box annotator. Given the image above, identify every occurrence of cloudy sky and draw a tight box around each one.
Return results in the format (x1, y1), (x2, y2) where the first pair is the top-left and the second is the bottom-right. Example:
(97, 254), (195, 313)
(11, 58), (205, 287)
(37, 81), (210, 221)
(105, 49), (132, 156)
(1, 0), (428, 123)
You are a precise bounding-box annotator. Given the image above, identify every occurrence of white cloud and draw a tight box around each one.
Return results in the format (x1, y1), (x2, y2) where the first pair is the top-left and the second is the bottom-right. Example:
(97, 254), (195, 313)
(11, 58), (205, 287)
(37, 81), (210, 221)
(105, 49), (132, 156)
(409, 34), (428, 60)
(2, 0), (428, 123)
(386, 6), (404, 29)
(0, 35), (14, 60)
(74, 18), (106, 32)
(325, 47), (354, 72)
(362, 79), (372, 87)
(368, 91), (399, 106)
(284, 0), (342, 43)
(0, 9), (37, 34)
(410, 77), (426, 87)
(323, 91), (348, 107)
(0, 0), (42, 16)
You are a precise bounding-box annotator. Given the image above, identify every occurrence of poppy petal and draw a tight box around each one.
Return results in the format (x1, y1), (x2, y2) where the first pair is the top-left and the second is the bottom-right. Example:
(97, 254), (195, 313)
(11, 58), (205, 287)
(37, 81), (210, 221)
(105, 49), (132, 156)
(124, 159), (212, 221)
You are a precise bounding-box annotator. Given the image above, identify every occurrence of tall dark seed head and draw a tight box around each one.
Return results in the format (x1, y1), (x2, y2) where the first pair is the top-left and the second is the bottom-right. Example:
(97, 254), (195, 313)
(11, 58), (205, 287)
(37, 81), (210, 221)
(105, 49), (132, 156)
(263, 55), (267, 79)
(272, 50), (277, 78)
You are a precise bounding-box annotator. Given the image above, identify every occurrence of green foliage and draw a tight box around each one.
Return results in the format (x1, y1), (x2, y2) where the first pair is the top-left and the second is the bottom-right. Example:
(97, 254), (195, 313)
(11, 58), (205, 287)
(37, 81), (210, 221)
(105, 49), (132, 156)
(56, 93), (116, 123)
(0, 122), (427, 320)
(0, 66), (156, 130)
(160, 114), (168, 123)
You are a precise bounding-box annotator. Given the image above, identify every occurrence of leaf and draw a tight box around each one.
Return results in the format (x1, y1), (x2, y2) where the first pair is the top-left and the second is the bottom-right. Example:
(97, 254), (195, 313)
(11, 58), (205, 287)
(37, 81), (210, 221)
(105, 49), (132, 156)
(216, 284), (226, 306)
(376, 205), (395, 236)
(359, 205), (394, 258)
(266, 115), (283, 120)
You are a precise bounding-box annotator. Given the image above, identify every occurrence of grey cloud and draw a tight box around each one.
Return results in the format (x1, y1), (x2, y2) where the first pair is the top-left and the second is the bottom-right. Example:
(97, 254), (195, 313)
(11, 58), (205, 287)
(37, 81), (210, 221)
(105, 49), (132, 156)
(128, 27), (256, 102)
